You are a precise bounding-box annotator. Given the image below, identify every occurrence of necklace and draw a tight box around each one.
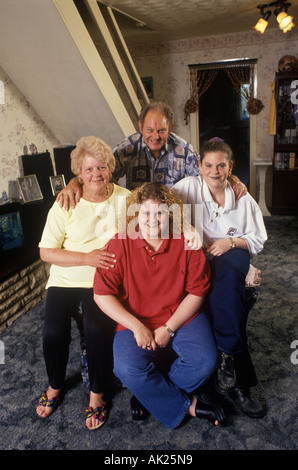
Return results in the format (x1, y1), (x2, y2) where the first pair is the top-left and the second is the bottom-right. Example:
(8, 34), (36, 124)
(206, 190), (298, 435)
(83, 185), (110, 220)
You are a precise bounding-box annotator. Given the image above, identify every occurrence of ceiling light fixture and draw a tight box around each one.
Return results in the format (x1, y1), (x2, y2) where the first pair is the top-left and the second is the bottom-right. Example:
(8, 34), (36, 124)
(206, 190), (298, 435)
(253, 1), (295, 33)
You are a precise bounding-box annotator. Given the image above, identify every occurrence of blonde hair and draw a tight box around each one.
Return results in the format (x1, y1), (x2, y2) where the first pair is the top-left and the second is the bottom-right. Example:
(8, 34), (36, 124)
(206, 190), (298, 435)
(70, 136), (116, 175)
(124, 182), (189, 236)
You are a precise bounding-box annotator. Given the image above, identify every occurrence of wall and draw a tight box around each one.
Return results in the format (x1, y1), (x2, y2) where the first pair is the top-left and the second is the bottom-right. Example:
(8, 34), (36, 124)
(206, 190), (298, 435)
(0, 66), (60, 196)
(130, 28), (298, 203)
(0, 260), (49, 332)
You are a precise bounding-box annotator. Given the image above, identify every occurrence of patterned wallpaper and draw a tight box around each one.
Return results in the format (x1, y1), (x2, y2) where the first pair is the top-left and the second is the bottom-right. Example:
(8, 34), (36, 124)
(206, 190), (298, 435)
(0, 26), (297, 199)
(131, 27), (298, 158)
(0, 67), (60, 196)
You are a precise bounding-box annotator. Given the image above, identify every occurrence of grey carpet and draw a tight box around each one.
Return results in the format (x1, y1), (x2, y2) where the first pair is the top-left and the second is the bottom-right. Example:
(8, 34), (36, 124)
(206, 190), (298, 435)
(0, 216), (297, 452)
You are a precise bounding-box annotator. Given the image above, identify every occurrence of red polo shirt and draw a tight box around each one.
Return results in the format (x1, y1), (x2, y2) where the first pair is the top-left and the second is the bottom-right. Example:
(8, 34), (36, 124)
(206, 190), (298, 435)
(93, 233), (211, 331)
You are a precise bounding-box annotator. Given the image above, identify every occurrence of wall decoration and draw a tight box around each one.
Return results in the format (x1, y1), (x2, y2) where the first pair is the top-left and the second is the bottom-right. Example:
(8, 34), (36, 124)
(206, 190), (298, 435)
(50, 174), (66, 196)
(278, 55), (298, 72)
(141, 77), (153, 98)
(17, 174), (43, 203)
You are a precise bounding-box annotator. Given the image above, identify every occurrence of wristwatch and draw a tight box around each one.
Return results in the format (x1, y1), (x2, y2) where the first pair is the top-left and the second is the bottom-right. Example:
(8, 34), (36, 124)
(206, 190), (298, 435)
(163, 324), (175, 337)
(229, 237), (236, 249)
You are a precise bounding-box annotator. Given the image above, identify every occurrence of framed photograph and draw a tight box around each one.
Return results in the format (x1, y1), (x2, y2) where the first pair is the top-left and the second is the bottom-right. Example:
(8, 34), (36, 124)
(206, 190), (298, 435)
(50, 174), (66, 196)
(0, 211), (25, 251)
(140, 77), (154, 98)
(17, 174), (43, 203)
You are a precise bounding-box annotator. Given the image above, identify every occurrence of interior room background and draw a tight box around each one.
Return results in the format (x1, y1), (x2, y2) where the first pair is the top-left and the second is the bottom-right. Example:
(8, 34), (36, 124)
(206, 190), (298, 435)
(1, 26), (297, 208)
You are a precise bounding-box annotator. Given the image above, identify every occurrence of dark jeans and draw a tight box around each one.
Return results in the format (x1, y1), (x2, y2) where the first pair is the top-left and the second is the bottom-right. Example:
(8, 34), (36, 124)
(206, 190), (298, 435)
(42, 287), (115, 395)
(209, 249), (258, 388)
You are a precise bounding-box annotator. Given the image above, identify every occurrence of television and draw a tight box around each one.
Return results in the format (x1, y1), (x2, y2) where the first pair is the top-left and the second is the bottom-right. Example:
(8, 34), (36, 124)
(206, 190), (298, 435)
(0, 211), (25, 252)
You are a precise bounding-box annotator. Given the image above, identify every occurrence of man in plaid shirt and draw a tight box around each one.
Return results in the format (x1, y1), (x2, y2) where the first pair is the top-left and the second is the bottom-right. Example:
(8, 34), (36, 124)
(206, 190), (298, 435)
(112, 101), (200, 190)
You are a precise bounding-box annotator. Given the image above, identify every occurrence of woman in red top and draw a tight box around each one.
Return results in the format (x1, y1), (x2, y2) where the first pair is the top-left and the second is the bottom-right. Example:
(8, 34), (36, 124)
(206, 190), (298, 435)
(93, 183), (225, 429)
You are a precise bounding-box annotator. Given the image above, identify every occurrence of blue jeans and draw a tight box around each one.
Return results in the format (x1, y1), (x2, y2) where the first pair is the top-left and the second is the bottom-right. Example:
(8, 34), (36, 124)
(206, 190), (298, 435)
(113, 312), (218, 429)
(209, 249), (257, 388)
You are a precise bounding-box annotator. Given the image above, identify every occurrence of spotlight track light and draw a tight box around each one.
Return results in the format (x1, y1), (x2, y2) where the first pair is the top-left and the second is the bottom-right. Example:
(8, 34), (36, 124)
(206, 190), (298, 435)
(253, 1), (295, 33)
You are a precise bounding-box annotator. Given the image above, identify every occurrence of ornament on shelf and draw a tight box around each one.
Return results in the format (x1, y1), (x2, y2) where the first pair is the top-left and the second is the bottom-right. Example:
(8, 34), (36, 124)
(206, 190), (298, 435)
(29, 143), (37, 154)
(278, 55), (298, 72)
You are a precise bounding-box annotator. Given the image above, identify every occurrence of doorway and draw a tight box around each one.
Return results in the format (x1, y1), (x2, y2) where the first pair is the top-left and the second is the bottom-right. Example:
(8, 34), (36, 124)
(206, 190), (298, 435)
(198, 69), (250, 186)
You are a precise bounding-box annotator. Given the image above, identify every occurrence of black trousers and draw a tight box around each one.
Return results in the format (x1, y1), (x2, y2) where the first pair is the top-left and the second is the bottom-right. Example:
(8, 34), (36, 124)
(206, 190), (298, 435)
(42, 287), (115, 395)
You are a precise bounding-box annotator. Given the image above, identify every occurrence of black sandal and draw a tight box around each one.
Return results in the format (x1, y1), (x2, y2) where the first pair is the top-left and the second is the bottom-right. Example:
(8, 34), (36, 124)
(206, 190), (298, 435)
(130, 395), (149, 421)
(194, 390), (226, 426)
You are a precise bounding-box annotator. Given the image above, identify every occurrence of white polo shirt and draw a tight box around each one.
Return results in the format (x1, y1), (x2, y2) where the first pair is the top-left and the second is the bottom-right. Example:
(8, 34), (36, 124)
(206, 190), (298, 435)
(172, 175), (267, 258)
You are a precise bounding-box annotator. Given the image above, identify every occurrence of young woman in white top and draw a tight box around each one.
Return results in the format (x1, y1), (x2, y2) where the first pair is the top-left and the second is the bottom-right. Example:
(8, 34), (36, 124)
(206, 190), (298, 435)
(173, 138), (267, 418)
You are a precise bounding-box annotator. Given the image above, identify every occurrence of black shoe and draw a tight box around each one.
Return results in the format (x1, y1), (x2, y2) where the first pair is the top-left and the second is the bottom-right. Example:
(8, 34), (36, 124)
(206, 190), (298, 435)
(216, 353), (236, 391)
(230, 386), (264, 418)
(194, 390), (226, 426)
(130, 395), (149, 421)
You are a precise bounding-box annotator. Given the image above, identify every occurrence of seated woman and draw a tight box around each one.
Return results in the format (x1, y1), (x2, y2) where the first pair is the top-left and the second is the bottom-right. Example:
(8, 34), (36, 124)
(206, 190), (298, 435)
(172, 138), (268, 418)
(93, 182), (225, 429)
(36, 136), (130, 430)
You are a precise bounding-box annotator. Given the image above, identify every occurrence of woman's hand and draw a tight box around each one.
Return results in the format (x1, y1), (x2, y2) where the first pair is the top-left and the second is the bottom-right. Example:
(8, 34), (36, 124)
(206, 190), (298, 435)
(84, 249), (116, 269)
(206, 239), (231, 257)
(133, 324), (157, 350)
(184, 226), (202, 250)
(153, 326), (172, 349)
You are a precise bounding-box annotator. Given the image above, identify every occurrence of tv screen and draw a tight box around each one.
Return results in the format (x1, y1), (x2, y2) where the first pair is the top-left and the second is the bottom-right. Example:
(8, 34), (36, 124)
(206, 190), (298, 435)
(0, 211), (25, 251)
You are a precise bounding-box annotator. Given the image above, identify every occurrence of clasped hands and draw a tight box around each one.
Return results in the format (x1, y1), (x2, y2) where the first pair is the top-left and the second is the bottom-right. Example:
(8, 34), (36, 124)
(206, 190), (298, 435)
(133, 324), (172, 351)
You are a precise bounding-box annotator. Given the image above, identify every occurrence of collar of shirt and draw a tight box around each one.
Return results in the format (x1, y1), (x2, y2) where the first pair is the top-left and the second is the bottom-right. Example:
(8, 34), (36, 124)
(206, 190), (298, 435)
(133, 232), (172, 253)
(201, 177), (236, 219)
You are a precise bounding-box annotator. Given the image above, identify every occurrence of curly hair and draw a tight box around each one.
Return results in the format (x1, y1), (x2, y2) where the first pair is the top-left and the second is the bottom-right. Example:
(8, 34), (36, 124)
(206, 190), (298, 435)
(70, 136), (116, 175)
(124, 183), (190, 236)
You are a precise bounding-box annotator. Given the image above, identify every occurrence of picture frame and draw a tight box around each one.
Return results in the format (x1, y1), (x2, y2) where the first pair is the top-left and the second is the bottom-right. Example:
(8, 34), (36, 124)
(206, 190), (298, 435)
(49, 174), (66, 196)
(140, 77), (154, 98)
(17, 174), (43, 203)
(0, 211), (25, 251)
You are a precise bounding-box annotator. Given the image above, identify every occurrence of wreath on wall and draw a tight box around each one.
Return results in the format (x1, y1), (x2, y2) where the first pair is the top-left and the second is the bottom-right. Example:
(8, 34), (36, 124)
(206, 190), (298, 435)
(246, 97), (264, 115)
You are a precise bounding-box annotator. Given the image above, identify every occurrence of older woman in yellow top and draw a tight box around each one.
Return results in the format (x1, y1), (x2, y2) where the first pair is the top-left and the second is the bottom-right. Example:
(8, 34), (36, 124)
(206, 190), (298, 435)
(36, 136), (130, 430)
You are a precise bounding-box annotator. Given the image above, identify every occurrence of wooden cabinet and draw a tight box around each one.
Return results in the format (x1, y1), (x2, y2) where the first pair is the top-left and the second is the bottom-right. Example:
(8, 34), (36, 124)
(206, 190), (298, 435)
(272, 71), (298, 215)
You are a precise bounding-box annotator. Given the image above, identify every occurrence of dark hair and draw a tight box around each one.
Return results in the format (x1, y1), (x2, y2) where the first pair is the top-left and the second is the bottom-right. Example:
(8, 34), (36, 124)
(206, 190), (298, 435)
(200, 139), (233, 162)
(139, 101), (174, 128)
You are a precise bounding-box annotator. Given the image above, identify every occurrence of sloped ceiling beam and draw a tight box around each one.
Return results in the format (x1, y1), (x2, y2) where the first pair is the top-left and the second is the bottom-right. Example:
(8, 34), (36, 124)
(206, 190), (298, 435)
(84, 0), (149, 115)
(0, 0), (136, 146)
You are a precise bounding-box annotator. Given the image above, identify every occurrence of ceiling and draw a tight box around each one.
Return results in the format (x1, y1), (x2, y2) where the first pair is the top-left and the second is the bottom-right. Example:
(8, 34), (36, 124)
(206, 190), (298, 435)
(100, 0), (298, 45)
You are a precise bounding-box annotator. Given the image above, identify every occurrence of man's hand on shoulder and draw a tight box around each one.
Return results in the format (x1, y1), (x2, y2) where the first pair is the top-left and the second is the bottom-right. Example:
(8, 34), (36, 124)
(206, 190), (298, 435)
(56, 177), (83, 210)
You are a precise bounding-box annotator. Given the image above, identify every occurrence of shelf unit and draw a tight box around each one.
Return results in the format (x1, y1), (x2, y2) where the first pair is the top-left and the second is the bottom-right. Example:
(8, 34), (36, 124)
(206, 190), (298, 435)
(272, 71), (298, 215)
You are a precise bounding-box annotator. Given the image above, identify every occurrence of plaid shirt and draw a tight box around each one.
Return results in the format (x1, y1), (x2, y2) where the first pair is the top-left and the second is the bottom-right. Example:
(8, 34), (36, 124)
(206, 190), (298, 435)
(112, 132), (199, 190)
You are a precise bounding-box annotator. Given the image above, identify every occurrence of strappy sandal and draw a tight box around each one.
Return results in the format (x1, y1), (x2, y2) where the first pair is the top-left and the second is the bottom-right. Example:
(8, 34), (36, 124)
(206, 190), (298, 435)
(194, 390), (226, 426)
(36, 391), (61, 418)
(130, 395), (149, 421)
(85, 403), (108, 430)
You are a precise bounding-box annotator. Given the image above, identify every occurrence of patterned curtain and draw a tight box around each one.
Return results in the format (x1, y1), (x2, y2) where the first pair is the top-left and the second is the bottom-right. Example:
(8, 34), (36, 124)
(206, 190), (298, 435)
(225, 66), (264, 115)
(184, 68), (218, 124)
(225, 66), (250, 100)
(184, 61), (264, 125)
